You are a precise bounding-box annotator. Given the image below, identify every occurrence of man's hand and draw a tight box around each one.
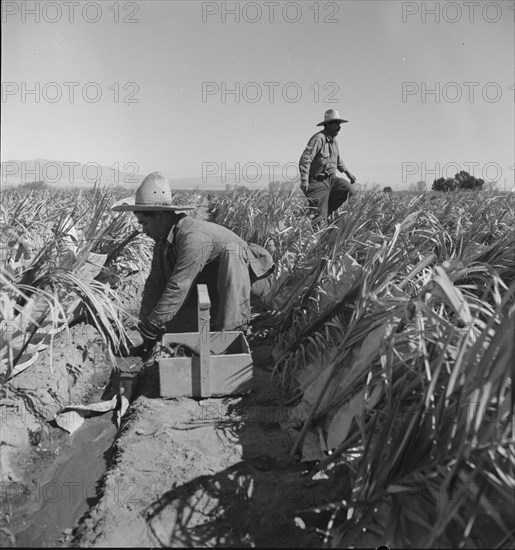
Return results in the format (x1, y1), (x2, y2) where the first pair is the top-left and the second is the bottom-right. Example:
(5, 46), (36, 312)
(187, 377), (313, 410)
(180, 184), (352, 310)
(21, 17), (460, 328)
(133, 319), (163, 359)
(115, 340), (155, 359)
(138, 319), (161, 341)
(346, 172), (357, 184)
(300, 181), (309, 194)
(130, 341), (156, 359)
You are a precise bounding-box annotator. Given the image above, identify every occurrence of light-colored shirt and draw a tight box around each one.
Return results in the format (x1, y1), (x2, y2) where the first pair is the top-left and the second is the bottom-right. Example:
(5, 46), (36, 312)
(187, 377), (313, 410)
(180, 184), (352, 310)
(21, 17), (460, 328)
(299, 130), (348, 184)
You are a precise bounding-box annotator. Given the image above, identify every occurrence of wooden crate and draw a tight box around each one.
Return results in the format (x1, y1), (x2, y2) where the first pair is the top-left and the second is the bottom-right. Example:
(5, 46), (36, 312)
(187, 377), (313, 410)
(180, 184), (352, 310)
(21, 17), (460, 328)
(158, 285), (253, 398)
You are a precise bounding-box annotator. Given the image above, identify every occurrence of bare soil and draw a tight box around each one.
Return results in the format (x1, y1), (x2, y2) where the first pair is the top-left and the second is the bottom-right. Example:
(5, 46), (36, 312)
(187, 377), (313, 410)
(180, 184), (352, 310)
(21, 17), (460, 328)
(1, 204), (348, 547)
(1, 313), (350, 547)
(72, 340), (351, 548)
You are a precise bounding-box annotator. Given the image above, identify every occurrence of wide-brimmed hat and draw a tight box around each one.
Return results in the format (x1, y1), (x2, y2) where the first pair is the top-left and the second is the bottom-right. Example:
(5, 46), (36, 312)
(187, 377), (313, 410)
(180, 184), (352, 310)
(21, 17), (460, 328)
(111, 172), (195, 212)
(316, 109), (349, 126)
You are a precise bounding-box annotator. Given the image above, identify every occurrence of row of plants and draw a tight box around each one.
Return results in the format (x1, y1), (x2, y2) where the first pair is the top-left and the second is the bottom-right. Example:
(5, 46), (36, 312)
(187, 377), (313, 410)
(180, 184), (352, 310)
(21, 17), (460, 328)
(0, 184), (159, 385)
(1, 182), (512, 547)
(209, 188), (515, 548)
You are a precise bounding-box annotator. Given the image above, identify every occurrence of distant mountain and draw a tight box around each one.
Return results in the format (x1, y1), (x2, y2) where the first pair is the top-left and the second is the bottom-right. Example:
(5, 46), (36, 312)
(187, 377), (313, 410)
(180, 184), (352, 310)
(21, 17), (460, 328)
(0, 159), (294, 190)
(186, 175), (300, 191)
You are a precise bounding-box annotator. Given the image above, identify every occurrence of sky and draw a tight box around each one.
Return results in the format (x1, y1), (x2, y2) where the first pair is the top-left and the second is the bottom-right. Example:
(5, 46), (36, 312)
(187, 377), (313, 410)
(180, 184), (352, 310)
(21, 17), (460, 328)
(1, 0), (514, 189)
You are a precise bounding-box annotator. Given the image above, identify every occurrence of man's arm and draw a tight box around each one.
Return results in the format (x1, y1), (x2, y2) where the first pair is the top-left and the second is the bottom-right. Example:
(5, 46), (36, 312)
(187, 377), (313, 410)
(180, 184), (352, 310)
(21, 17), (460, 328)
(139, 245), (164, 321)
(146, 231), (212, 329)
(299, 134), (322, 193)
(337, 150), (356, 184)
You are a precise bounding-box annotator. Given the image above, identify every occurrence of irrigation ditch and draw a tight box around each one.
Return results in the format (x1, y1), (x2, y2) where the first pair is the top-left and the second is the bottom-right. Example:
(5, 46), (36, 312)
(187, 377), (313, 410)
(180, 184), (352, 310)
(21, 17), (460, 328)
(1, 318), (345, 548)
(0, 321), (130, 547)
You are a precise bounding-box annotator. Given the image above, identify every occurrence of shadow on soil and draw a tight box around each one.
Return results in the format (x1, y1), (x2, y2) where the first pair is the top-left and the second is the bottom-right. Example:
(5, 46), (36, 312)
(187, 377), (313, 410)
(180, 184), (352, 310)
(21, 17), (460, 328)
(132, 317), (351, 548)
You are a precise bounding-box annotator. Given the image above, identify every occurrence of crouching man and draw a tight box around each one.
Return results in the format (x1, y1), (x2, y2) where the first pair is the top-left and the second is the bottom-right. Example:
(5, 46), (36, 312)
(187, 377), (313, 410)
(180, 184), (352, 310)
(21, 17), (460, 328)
(111, 172), (275, 356)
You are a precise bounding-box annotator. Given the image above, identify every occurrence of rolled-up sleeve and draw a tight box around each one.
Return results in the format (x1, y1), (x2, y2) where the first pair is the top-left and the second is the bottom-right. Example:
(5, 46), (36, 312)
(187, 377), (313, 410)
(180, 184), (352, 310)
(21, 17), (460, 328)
(299, 134), (322, 184)
(147, 231), (212, 328)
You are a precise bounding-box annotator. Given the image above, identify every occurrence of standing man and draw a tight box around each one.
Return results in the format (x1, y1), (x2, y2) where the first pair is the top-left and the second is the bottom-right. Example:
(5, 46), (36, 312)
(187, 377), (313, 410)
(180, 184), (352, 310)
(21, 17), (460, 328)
(299, 109), (357, 227)
(112, 172), (275, 356)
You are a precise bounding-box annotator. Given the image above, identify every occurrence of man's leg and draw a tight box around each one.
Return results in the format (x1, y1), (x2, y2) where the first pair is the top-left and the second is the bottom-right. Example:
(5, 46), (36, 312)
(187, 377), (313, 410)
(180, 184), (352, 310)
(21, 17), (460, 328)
(328, 176), (354, 219)
(197, 260), (221, 330)
(166, 261), (223, 333)
(215, 247), (252, 331)
(305, 181), (331, 227)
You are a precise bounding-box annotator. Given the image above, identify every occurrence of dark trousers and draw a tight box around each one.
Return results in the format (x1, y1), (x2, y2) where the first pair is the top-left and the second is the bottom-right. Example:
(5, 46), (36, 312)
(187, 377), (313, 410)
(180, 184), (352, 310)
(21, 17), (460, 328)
(304, 175), (354, 226)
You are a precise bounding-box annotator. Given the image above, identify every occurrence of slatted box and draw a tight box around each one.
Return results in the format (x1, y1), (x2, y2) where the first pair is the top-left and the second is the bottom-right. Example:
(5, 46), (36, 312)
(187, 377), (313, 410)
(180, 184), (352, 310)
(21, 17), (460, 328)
(158, 285), (253, 398)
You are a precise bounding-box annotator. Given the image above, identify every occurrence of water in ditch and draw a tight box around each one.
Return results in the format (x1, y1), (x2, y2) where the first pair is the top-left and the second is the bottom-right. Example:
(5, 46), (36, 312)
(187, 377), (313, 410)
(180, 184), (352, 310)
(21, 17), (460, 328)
(12, 369), (138, 548)
(13, 415), (118, 548)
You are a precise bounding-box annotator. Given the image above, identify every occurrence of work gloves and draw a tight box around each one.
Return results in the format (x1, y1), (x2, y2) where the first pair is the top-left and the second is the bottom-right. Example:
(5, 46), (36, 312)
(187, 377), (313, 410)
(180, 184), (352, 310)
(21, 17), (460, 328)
(114, 320), (163, 359)
(131, 319), (161, 358)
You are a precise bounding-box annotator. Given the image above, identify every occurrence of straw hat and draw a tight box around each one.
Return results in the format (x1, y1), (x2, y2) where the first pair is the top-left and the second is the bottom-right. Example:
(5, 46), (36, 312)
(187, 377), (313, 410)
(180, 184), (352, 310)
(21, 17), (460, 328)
(316, 109), (349, 126)
(111, 172), (195, 212)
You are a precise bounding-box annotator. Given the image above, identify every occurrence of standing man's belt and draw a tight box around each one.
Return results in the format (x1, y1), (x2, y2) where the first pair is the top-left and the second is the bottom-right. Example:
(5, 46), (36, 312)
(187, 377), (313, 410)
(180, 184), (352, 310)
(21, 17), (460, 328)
(314, 174), (331, 182)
